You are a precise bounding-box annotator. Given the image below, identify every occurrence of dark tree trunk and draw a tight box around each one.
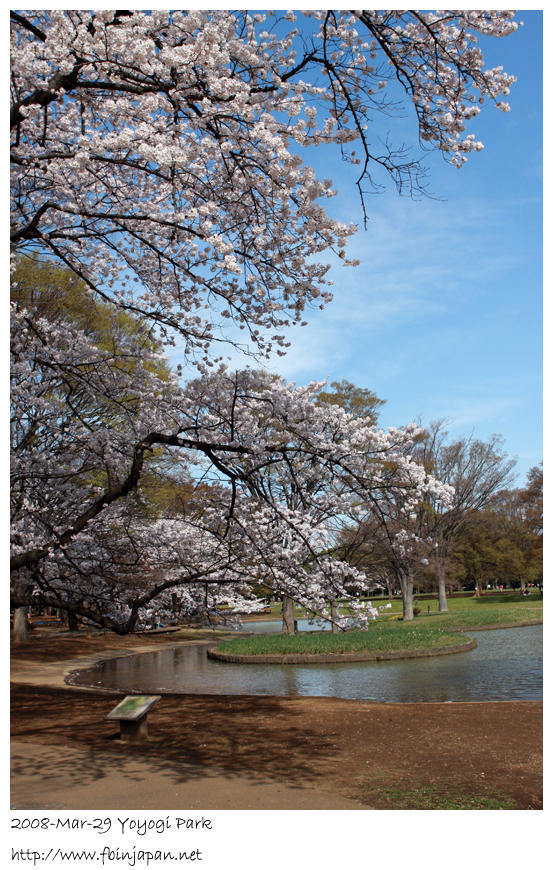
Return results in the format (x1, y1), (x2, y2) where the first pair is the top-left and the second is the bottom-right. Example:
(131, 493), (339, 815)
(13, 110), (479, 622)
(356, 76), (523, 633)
(12, 577), (32, 643)
(171, 593), (181, 616)
(280, 595), (295, 635)
(68, 611), (79, 631)
(13, 607), (29, 643)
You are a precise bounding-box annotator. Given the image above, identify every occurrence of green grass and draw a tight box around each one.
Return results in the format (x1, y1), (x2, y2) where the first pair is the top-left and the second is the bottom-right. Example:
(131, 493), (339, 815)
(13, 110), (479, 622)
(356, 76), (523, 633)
(414, 592), (542, 611)
(363, 604), (541, 632)
(410, 606), (541, 629)
(354, 771), (517, 810)
(214, 627), (465, 657)
(370, 591), (542, 617)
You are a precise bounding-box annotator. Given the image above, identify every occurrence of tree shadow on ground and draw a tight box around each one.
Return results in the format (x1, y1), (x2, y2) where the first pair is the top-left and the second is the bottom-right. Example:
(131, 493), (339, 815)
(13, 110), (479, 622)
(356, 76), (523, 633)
(11, 684), (543, 809)
(11, 686), (335, 788)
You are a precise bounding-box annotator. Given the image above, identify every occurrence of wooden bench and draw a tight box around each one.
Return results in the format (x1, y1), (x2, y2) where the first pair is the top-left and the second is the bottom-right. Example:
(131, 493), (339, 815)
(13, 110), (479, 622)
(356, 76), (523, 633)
(29, 615), (62, 626)
(105, 695), (161, 742)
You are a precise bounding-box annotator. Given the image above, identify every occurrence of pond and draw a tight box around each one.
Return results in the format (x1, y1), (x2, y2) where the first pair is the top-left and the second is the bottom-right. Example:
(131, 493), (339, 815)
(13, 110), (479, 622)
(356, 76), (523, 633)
(244, 618), (351, 633)
(68, 623), (542, 703)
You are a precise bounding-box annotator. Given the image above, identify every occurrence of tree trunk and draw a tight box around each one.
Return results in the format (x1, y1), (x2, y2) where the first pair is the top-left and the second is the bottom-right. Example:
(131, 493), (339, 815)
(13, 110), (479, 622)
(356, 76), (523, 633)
(68, 611), (79, 631)
(473, 579), (482, 598)
(436, 560), (449, 612)
(280, 595), (295, 635)
(13, 607), (29, 643)
(399, 570), (414, 621)
(330, 601), (339, 633)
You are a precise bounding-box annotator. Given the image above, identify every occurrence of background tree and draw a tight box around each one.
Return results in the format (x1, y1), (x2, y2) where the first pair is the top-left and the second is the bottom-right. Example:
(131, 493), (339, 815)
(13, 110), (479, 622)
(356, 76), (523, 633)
(411, 422), (517, 607)
(12, 256), (170, 371)
(312, 378), (384, 632)
(334, 508), (403, 601)
(450, 464), (542, 595)
(338, 448), (454, 620)
(315, 380), (385, 425)
(450, 508), (503, 595)
(334, 418), (518, 614)
(517, 463), (543, 582)
(488, 466), (543, 592)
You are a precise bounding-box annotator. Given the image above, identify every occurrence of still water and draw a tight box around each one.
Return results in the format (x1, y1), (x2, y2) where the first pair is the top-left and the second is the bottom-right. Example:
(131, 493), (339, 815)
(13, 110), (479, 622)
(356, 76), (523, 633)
(246, 619), (350, 633)
(69, 624), (542, 703)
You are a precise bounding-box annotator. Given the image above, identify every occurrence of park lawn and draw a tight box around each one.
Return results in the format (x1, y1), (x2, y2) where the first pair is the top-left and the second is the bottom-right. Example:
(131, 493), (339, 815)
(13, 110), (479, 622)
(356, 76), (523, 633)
(343, 592), (542, 622)
(406, 606), (541, 630)
(351, 593), (542, 632)
(213, 627), (466, 657)
(370, 591), (542, 617)
(255, 592), (542, 622)
(415, 592), (542, 611)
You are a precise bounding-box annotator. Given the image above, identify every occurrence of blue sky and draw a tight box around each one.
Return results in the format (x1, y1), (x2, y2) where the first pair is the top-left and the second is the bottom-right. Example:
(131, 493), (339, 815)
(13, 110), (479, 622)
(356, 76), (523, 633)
(172, 10), (544, 486)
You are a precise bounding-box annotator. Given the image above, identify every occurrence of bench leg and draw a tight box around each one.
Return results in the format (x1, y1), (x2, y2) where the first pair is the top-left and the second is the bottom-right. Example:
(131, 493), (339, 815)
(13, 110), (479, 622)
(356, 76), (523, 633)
(119, 713), (149, 742)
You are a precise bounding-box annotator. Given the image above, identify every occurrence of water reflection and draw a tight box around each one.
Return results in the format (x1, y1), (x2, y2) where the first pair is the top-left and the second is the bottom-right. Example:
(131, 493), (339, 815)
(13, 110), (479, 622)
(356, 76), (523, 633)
(70, 624), (542, 703)
(245, 619), (337, 633)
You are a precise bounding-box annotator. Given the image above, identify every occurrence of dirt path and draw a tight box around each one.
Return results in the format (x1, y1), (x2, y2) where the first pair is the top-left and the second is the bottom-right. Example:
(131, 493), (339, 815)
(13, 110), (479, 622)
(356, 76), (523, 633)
(11, 628), (542, 810)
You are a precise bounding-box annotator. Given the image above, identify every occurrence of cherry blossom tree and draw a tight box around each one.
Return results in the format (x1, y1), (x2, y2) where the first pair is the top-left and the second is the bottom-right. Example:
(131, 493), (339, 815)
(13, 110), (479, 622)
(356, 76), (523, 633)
(11, 314), (452, 632)
(11, 10), (519, 633)
(11, 9), (519, 358)
(337, 422), (517, 616)
(340, 450), (455, 620)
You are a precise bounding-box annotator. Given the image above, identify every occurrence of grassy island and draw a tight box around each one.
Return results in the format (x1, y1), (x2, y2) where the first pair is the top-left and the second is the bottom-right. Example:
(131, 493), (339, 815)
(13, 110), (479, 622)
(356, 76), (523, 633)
(212, 627), (467, 658)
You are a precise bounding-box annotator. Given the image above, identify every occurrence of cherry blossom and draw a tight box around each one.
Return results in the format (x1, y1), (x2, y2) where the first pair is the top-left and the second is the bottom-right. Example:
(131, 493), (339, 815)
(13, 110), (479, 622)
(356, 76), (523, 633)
(11, 10), (518, 357)
(11, 313), (452, 630)
(10, 10), (517, 630)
